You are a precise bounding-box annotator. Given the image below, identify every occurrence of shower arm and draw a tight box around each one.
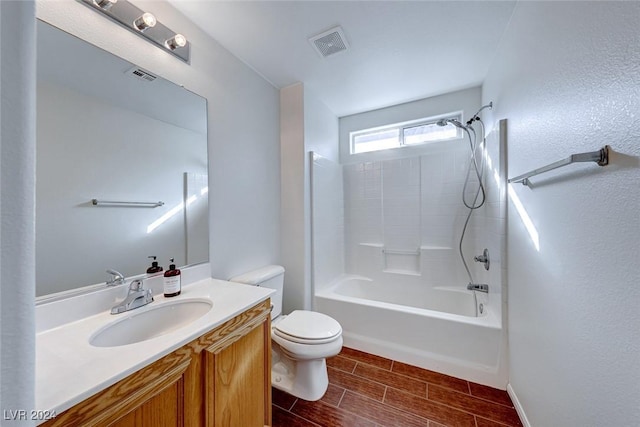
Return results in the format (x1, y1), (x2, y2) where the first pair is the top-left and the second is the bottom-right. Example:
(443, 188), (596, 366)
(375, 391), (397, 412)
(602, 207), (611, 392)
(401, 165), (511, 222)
(467, 102), (493, 126)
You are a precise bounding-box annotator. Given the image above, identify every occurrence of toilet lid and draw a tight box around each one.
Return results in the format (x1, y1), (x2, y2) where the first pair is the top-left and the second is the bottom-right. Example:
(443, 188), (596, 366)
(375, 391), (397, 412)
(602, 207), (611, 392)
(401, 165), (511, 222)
(274, 310), (342, 344)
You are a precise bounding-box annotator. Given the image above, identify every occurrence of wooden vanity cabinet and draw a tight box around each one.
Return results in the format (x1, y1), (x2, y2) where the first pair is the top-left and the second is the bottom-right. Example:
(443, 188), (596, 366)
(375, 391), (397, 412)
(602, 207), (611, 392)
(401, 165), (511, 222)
(43, 299), (272, 427)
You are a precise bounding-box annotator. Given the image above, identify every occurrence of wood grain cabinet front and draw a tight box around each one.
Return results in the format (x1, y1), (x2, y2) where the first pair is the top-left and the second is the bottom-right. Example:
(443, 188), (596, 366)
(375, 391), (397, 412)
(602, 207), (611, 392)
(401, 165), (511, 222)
(42, 299), (272, 427)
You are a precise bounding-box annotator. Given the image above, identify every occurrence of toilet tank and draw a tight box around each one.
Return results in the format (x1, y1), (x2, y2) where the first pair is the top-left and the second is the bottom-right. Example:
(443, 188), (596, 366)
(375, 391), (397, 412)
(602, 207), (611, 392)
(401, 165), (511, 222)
(229, 265), (284, 318)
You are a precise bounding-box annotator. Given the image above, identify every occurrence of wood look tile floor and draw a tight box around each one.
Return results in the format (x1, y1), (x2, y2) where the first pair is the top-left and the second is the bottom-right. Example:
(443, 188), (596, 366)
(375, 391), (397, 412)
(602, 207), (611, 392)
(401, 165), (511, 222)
(272, 347), (522, 427)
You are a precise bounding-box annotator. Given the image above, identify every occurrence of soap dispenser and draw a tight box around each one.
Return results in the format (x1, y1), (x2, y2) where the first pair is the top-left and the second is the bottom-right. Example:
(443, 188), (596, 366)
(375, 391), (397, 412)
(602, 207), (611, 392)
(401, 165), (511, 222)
(146, 256), (163, 275)
(163, 258), (181, 297)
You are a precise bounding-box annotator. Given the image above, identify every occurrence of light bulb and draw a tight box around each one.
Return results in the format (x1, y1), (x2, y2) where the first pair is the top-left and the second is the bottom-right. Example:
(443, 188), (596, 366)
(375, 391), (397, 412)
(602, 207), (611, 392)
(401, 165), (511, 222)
(166, 34), (187, 50)
(134, 12), (156, 31)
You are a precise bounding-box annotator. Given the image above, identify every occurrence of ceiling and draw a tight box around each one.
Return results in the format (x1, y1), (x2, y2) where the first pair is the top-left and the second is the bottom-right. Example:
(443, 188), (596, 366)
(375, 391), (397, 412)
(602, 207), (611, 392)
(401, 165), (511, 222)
(169, 1), (517, 117)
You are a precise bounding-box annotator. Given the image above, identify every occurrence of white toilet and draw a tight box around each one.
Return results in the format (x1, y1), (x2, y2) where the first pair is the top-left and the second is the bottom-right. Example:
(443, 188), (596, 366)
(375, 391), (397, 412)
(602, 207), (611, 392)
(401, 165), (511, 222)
(230, 265), (343, 401)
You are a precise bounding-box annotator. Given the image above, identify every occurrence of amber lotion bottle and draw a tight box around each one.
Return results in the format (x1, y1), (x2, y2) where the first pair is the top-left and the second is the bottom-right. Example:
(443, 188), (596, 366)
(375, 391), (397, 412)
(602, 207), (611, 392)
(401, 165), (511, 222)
(163, 258), (181, 297)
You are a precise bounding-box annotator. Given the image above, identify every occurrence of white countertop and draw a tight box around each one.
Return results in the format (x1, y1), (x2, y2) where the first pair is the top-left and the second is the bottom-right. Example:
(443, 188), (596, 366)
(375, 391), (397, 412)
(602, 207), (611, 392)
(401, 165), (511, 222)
(35, 278), (273, 418)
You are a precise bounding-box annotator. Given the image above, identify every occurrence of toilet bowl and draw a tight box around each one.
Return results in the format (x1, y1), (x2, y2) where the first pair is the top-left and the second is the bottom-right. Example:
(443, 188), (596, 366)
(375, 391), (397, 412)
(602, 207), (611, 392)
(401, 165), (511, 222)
(230, 266), (343, 401)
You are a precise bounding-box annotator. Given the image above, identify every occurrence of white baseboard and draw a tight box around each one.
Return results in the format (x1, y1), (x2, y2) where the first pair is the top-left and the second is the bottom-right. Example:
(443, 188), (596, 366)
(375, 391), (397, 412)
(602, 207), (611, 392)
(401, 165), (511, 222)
(507, 383), (531, 427)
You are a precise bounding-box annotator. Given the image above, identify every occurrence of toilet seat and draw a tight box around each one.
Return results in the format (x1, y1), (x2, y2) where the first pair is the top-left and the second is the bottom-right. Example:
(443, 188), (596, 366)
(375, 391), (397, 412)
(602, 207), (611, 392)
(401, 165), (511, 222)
(273, 310), (342, 344)
(272, 330), (343, 361)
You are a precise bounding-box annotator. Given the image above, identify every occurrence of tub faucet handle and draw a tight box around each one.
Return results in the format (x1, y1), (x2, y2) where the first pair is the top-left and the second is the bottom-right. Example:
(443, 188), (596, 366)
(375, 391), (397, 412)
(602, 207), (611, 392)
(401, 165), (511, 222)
(474, 248), (490, 270)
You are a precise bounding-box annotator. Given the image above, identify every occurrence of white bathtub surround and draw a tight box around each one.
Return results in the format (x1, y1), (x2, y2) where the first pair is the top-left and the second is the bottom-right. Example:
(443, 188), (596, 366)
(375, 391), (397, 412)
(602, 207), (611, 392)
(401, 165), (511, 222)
(382, 157), (421, 272)
(470, 121), (508, 326)
(36, 273), (273, 415)
(312, 116), (508, 388)
(310, 153), (345, 295)
(342, 146), (480, 286)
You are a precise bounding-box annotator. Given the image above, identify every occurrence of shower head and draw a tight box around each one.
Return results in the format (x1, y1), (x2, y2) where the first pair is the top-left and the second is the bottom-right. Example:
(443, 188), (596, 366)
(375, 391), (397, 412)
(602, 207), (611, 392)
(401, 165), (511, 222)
(436, 118), (467, 129)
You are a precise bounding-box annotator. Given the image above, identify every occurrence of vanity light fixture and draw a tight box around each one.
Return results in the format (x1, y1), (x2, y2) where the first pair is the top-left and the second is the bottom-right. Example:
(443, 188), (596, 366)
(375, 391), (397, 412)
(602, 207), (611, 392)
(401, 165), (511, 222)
(133, 12), (157, 31)
(80, 0), (190, 63)
(94, 0), (117, 10)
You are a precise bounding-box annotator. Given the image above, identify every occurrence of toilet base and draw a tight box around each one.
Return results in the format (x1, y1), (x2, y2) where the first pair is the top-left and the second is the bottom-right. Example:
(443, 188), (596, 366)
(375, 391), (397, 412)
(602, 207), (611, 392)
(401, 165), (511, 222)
(271, 345), (329, 401)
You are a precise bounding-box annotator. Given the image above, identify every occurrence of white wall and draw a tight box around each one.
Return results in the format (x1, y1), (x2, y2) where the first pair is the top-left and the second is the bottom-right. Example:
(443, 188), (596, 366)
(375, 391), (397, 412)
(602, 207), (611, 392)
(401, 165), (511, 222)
(0, 1), (36, 421)
(36, 0), (281, 282)
(280, 83), (338, 312)
(483, 2), (640, 426)
(280, 83), (307, 312)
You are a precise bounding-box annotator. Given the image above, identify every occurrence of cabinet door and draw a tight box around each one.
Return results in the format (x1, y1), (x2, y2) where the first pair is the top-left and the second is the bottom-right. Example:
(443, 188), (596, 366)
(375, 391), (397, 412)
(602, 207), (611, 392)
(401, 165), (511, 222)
(42, 351), (192, 427)
(206, 319), (271, 427)
(109, 381), (183, 427)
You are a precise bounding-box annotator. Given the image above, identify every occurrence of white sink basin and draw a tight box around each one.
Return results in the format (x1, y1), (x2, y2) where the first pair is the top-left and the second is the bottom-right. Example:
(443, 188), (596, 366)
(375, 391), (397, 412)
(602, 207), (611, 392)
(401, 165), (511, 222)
(90, 299), (213, 347)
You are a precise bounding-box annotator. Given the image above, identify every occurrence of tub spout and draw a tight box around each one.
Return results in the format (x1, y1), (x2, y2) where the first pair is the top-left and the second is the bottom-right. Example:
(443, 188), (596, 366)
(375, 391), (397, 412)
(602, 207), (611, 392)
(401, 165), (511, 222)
(467, 283), (489, 293)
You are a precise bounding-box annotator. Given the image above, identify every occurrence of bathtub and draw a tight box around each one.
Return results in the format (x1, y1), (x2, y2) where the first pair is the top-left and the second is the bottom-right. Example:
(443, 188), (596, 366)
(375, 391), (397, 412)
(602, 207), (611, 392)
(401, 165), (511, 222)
(315, 275), (507, 388)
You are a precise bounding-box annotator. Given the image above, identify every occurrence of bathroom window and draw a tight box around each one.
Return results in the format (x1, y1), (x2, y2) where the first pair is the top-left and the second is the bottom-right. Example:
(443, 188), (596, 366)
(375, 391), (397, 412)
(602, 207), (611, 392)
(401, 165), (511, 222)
(350, 113), (462, 154)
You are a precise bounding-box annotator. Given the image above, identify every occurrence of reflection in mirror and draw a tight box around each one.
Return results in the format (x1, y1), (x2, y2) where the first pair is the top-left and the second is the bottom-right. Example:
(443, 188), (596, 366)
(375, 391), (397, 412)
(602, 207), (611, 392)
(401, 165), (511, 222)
(36, 20), (208, 297)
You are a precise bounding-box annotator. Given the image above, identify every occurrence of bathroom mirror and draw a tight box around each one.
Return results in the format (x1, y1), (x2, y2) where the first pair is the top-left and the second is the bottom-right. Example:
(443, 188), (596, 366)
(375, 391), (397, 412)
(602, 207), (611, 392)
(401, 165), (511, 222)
(35, 20), (208, 297)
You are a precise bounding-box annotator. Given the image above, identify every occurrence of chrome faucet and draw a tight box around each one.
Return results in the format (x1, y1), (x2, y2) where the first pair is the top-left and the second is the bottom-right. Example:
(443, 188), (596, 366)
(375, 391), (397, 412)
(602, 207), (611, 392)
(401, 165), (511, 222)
(105, 269), (126, 286)
(111, 279), (154, 314)
(467, 283), (489, 293)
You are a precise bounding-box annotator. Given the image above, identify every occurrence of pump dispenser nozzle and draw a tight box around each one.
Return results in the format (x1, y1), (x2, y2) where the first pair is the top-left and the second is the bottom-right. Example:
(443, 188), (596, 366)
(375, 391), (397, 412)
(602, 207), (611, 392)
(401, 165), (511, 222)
(146, 255), (163, 274)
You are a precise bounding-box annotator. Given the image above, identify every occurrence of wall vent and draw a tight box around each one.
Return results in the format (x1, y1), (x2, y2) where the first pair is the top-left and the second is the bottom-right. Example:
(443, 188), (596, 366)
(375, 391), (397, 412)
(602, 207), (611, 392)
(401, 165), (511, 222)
(125, 66), (157, 82)
(309, 26), (349, 58)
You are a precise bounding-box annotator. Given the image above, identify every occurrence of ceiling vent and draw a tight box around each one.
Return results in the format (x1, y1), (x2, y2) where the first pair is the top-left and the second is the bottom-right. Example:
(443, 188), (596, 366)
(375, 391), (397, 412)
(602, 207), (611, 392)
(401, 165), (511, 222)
(309, 26), (349, 58)
(125, 66), (157, 82)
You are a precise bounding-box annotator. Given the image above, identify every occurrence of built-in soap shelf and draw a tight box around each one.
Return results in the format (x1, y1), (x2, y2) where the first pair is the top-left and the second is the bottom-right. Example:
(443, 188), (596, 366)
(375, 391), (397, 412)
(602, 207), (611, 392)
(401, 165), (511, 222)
(419, 245), (452, 250)
(357, 243), (454, 276)
(383, 249), (420, 275)
(368, 244), (421, 276)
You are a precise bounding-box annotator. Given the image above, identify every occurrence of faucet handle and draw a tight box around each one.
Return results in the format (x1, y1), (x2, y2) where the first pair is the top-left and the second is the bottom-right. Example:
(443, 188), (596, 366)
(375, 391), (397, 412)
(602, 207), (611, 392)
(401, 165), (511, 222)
(106, 269), (125, 286)
(129, 279), (144, 292)
(474, 248), (490, 271)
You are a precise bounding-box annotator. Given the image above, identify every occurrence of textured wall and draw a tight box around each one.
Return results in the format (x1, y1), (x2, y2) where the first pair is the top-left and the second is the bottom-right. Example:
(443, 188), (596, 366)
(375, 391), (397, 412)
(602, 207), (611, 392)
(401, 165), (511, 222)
(1, 1), (36, 421)
(483, 2), (640, 426)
